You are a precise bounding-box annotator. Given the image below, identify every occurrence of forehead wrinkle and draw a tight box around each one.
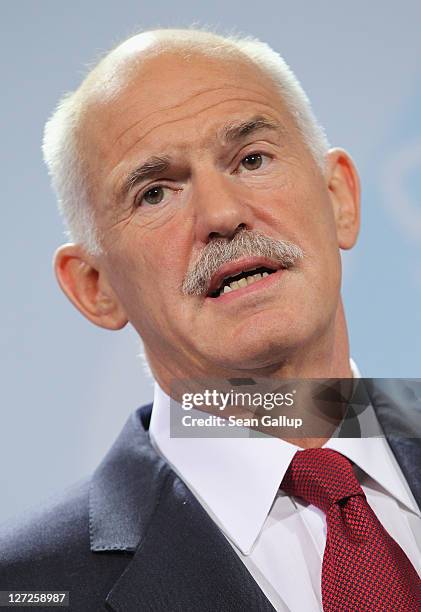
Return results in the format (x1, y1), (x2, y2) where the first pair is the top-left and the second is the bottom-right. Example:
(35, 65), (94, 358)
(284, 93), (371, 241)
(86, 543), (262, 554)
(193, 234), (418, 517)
(111, 98), (285, 171)
(112, 85), (274, 147)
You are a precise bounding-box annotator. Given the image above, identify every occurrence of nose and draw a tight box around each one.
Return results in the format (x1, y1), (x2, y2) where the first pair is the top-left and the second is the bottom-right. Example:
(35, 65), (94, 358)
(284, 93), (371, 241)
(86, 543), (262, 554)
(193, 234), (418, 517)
(192, 170), (254, 244)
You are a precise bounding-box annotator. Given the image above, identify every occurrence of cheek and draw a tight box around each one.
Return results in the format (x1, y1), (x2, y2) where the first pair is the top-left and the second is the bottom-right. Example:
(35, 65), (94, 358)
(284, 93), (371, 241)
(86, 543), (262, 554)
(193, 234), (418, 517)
(285, 170), (339, 252)
(104, 228), (189, 320)
(261, 185), (338, 260)
(106, 252), (146, 317)
(265, 174), (342, 296)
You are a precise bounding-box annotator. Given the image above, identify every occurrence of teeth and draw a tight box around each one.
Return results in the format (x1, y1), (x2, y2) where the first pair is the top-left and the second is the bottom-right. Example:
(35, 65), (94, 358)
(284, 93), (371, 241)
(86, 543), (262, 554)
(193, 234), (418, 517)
(247, 273), (261, 284)
(220, 270), (273, 296)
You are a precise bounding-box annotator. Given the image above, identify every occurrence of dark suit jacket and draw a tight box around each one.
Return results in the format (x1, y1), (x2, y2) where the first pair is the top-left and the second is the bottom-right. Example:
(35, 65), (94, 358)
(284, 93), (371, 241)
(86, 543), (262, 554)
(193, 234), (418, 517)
(0, 380), (420, 611)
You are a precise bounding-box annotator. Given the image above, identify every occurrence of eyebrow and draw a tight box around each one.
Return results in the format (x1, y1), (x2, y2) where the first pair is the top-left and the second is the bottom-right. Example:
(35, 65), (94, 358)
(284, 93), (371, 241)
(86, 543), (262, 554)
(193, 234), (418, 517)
(119, 115), (282, 200)
(121, 155), (171, 199)
(220, 115), (282, 144)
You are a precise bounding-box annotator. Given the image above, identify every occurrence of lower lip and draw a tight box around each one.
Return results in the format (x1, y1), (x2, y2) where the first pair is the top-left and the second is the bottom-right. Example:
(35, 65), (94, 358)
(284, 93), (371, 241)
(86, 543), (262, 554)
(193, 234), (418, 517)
(205, 269), (285, 304)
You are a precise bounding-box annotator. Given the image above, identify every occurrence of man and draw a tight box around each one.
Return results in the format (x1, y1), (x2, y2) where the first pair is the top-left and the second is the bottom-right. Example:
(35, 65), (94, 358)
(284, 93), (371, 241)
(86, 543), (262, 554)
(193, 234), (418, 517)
(0, 28), (420, 611)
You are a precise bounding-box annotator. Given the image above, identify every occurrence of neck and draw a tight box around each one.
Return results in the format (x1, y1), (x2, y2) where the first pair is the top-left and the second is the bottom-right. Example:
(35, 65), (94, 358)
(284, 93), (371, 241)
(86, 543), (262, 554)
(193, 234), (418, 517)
(148, 300), (353, 448)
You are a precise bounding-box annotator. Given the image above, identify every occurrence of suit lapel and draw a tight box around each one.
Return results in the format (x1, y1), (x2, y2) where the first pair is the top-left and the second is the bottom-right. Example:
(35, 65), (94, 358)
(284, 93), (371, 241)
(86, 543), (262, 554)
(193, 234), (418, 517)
(105, 469), (276, 612)
(366, 379), (421, 509)
(89, 406), (170, 552)
(90, 406), (275, 612)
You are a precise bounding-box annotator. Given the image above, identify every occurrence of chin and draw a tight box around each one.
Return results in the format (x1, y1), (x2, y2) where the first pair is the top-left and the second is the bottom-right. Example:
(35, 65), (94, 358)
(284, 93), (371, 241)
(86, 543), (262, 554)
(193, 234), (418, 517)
(207, 322), (310, 372)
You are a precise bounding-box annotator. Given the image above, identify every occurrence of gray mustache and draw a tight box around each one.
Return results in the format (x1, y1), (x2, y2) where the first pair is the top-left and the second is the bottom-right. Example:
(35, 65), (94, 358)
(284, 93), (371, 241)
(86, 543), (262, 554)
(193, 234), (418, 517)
(182, 229), (305, 295)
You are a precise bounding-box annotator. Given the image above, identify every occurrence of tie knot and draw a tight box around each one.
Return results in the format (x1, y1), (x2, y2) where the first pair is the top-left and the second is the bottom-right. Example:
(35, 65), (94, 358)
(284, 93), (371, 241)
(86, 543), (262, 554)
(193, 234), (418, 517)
(281, 448), (364, 513)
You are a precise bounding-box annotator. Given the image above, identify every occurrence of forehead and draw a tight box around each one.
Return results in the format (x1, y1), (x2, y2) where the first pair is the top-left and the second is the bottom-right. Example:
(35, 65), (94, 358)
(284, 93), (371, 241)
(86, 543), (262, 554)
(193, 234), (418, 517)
(91, 47), (283, 110)
(82, 50), (293, 149)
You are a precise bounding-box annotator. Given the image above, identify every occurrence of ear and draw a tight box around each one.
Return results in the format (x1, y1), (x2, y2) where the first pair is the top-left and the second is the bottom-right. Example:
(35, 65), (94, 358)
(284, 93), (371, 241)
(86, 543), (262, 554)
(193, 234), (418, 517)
(325, 148), (361, 250)
(53, 243), (129, 330)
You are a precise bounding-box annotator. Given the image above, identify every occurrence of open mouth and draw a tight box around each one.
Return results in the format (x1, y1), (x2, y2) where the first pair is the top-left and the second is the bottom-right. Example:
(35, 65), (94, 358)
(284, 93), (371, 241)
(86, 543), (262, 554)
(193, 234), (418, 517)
(208, 266), (278, 298)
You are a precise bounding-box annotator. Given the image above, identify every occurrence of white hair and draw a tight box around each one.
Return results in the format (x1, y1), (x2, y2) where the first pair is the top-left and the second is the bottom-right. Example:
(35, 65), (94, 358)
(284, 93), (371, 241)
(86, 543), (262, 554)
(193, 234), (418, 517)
(43, 28), (330, 255)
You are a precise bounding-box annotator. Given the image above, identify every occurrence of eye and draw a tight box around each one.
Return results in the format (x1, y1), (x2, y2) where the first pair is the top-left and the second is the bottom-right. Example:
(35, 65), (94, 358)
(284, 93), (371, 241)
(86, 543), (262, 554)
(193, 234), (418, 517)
(237, 152), (271, 173)
(241, 153), (263, 170)
(142, 186), (165, 205)
(135, 184), (181, 209)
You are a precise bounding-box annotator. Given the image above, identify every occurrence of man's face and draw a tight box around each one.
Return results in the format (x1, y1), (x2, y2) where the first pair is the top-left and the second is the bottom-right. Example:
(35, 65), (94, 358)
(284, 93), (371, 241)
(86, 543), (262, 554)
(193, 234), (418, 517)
(82, 49), (344, 379)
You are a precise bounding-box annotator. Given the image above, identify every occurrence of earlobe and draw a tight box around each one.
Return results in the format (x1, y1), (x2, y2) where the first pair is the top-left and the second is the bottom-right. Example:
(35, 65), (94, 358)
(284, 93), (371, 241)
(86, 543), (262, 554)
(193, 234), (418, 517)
(53, 243), (128, 330)
(326, 148), (361, 250)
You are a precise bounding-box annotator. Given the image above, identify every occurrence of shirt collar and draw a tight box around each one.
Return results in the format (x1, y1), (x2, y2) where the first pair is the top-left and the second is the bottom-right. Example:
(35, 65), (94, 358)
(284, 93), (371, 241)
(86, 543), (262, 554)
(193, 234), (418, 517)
(149, 359), (420, 555)
(325, 434), (420, 516)
(150, 381), (298, 554)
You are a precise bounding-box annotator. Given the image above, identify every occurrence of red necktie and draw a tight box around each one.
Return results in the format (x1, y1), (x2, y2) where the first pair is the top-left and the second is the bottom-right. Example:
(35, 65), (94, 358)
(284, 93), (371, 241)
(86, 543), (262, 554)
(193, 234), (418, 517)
(280, 448), (421, 611)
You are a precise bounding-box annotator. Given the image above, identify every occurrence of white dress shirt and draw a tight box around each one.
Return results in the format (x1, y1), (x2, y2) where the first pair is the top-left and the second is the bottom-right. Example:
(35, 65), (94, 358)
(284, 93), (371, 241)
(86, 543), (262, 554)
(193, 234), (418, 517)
(149, 360), (421, 611)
